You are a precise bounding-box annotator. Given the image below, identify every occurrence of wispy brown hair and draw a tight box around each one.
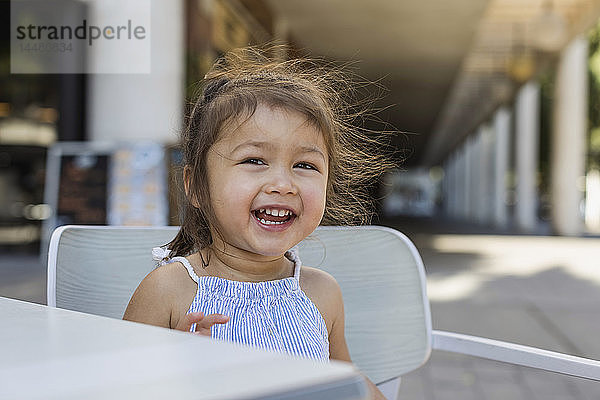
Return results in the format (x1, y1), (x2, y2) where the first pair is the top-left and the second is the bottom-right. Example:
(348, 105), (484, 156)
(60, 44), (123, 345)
(168, 45), (398, 257)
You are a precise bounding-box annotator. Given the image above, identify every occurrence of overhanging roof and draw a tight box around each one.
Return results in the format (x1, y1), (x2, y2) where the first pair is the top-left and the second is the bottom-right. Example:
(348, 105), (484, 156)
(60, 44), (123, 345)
(267, 0), (600, 166)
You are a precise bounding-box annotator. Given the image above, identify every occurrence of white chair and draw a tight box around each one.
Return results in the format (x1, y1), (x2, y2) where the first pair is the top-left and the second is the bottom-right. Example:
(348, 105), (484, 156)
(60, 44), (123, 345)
(48, 225), (600, 400)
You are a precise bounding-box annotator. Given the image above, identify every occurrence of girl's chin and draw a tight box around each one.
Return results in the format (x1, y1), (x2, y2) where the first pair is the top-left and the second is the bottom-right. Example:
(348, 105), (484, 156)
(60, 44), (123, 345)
(249, 244), (294, 258)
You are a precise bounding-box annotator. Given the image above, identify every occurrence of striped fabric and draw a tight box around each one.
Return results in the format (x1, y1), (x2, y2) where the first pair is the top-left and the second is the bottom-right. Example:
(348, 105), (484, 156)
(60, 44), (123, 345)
(166, 248), (330, 362)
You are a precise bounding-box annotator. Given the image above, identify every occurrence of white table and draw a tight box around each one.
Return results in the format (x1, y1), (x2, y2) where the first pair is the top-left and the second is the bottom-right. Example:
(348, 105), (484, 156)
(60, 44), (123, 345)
(0, 297), (368, 400)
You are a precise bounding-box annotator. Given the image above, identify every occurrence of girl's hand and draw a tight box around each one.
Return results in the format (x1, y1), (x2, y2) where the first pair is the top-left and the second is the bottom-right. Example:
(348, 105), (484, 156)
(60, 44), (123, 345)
(175, 311), (230, 336)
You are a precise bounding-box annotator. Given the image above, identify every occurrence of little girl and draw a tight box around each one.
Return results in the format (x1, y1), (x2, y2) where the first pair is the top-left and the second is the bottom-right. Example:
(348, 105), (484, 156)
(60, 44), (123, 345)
(123, 46), (393, 398)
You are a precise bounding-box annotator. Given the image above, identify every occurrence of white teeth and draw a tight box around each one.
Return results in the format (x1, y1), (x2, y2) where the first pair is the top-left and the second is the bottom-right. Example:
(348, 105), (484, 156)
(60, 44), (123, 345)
(262, 208), (292, 216)
(259, 218), (285, 225)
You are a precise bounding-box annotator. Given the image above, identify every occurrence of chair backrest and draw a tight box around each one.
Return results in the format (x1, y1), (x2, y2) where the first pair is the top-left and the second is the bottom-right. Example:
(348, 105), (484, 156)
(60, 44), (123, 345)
(48, 225), (432, 384)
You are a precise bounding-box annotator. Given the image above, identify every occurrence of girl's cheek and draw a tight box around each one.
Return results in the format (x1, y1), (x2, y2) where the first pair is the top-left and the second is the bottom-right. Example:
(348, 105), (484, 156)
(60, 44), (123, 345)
(303, 185), (327, 209)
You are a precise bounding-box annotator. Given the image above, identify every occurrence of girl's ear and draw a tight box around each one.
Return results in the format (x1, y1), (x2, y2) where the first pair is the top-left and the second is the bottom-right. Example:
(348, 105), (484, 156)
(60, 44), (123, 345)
(183, 166), (201, 209)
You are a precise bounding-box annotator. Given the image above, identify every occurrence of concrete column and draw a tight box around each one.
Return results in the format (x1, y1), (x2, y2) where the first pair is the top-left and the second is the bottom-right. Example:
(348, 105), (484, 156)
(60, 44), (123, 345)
(87, 0), (185, 143)
(453, 149), (461, 219)
(273, 18), (289, 60)
(448, 152), (458, 218)
(457, 145), (468, 220)
(442, 158), (450, 216)
(515, 81), (540, 232)
(551, 35), (588, 236)
(466, 135), (478, 222)
(492, 107), (511, 229)
(473, 128), (485, 224)
(477, 124), (494, 225)
(449, 153), (458, 218)
(443, 154), (451, 217)
(462, 140), (472, 220)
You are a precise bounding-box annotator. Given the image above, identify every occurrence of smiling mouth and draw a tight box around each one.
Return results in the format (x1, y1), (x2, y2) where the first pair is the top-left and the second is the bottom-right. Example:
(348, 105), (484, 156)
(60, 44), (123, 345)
(252, 208), (296, 225)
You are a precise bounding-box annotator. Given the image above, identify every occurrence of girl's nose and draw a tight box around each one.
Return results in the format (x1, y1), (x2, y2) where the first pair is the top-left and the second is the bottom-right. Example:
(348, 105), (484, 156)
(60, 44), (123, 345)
(264, 168), (298, 195)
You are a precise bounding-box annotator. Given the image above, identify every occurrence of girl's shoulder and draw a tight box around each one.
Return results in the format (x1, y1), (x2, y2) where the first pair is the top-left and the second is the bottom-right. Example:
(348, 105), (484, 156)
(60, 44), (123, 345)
(123, 260), (196, 327)
(154, 259), (201, 303)
(141, 262), (197, 303)
(154, 259), (198, 285)
(299, 266), (340, 293)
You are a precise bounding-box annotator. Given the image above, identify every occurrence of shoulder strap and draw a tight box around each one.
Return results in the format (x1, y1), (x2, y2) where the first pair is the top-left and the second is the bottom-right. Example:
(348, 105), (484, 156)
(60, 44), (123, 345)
(286, 247), (302, 281)
(168, 256), (199, 284)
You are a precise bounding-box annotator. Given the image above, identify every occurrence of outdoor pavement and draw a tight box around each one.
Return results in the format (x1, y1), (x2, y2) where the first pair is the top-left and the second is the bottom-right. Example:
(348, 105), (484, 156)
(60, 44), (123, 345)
(384, 217), (600, 400)
(1, 217), (599, 399)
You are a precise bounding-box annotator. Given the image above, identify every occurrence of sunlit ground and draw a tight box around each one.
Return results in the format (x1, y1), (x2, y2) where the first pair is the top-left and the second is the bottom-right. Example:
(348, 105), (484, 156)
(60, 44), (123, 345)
(424, 235), (600, 302)
(399, 233), (600, 400)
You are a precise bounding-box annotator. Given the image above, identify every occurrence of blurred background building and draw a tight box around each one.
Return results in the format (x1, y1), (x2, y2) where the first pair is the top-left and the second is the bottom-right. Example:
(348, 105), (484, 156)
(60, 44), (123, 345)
(3, 0), (600, 260)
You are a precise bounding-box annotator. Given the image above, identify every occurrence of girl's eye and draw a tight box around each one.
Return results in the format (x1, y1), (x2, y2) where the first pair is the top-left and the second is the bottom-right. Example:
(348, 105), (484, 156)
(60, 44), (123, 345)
(295, 162), (318, 171)
(242, 158), (266, 165)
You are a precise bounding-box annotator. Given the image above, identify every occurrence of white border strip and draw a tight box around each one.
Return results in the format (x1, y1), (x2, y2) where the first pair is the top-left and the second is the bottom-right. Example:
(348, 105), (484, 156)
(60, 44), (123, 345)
(46, 225), (70, 307)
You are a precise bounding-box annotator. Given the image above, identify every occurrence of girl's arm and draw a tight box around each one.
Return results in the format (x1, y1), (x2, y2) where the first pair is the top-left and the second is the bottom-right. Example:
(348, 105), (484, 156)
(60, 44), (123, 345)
(123, 263), (229, 334)
(123, 265), (175, 327)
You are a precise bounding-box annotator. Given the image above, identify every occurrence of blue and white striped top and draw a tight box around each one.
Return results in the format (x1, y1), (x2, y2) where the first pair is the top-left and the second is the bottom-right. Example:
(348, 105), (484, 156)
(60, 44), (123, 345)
(165, 248), (330, 362)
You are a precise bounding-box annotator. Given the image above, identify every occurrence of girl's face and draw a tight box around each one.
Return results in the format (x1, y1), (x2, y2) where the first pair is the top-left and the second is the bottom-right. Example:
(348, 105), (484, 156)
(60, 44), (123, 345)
(205, 103), (328, 257)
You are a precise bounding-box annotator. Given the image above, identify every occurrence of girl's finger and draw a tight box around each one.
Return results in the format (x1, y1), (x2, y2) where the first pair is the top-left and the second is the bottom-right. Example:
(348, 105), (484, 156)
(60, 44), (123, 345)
(176, 311), (204, 331)
(196, 314), (229, 330)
